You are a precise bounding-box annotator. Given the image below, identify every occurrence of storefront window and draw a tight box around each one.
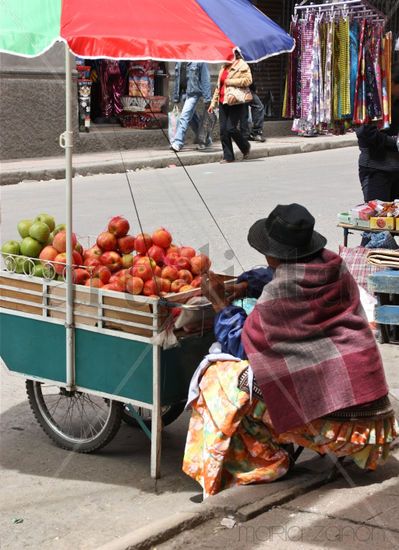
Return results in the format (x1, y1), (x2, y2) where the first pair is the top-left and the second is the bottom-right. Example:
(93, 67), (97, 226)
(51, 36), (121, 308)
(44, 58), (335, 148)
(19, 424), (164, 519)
(75, 59), (168, 132)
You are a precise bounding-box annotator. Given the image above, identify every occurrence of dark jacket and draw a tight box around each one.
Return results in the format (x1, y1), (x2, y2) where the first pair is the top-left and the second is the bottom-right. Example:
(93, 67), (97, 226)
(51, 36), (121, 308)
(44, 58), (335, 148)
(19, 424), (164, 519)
(356, 99), (399, 162)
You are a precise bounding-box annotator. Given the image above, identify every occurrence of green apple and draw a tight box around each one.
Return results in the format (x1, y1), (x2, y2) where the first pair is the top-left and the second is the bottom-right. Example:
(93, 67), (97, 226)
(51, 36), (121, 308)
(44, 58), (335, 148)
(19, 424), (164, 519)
(47, 232), (55, 245)
(1, 240), (20, 256)
(20, 237), (42, 258)
(53, 224), (66, 236)
(35, 213), (55, 232)
(32, 264), (45, 278)
(17, 219), (33, 239)
(29, 221), (50, 244)
(15, 256), (35, 275)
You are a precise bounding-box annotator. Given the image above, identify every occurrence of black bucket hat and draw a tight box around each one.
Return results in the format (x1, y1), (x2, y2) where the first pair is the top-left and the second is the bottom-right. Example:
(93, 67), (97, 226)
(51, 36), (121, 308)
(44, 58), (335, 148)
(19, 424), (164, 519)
(247, 204), (327, 260)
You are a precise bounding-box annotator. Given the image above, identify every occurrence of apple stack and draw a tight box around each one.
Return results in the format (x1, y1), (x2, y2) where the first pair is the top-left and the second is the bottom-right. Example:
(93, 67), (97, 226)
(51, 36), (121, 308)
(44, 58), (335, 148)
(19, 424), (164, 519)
(1, 214), (85, 278)
(83, 217), (211, 296)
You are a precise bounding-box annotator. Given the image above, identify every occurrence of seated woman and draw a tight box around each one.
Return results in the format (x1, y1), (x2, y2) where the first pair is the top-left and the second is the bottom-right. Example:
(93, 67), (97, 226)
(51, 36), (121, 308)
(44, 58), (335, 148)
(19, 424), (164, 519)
(183, 204), (398, 498)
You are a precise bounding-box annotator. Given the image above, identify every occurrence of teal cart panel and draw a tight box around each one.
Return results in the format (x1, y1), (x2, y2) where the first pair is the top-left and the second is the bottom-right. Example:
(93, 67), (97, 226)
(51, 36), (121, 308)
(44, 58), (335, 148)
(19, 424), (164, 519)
(160, 332), (214, 406)
(75, 328), (154, 404)
(0, 313), (66, 383)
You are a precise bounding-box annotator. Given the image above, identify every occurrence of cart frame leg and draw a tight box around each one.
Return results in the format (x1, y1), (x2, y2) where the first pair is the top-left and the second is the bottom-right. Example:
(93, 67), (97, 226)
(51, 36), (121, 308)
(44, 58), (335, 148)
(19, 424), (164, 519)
(151, 343), (162, 478)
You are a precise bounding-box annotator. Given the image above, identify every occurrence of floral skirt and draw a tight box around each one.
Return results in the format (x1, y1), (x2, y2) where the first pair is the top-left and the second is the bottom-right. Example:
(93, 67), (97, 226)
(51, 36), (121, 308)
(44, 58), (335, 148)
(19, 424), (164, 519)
(182, 360), (398, 497)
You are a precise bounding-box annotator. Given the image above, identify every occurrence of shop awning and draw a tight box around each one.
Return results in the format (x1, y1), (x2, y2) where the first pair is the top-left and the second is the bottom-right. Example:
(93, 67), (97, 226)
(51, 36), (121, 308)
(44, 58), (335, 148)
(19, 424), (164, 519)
(0, 0), (294, 62)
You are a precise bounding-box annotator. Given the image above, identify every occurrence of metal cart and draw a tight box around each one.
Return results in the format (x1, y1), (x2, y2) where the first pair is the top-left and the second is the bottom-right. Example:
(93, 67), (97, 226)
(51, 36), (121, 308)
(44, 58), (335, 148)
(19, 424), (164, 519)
(0, 263), (225, 478)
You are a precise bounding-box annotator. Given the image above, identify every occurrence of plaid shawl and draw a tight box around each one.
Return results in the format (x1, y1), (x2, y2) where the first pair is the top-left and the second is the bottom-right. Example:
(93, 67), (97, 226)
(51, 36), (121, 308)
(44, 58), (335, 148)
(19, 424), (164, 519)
(241, 249), (388, 434)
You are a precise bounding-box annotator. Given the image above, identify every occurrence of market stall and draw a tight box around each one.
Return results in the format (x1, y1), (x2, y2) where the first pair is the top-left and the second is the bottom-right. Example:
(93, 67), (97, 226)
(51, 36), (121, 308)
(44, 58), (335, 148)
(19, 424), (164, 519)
(0, 0), (294, 478)
(337, 199), (399, 344)
(283, 0), (392, 136)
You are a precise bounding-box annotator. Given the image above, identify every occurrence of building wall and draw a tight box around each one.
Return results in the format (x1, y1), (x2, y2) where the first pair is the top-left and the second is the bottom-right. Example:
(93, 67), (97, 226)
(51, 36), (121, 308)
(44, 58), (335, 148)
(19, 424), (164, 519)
(0, 43), (74, 160)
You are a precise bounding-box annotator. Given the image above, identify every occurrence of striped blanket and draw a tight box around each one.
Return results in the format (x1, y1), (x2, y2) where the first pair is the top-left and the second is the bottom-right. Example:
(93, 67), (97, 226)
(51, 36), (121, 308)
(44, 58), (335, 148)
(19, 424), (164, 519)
(242, 249), (388, 434)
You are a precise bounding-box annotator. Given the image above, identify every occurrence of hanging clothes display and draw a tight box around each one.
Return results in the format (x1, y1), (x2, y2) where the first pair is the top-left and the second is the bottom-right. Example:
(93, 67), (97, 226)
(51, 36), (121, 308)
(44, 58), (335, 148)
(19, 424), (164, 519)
(283, 1), (392, 136)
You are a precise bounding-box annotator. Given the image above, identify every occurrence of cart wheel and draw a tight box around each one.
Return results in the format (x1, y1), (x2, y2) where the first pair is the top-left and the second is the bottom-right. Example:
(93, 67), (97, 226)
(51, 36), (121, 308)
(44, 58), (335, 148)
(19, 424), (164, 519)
(122, 402), (185, 428)
(26, 380), (123, 453)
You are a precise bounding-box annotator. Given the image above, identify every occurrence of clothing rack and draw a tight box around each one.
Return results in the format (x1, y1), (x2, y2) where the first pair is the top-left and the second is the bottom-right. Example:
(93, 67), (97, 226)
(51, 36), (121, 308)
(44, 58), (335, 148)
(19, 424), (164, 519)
(294, 0), (387, 23)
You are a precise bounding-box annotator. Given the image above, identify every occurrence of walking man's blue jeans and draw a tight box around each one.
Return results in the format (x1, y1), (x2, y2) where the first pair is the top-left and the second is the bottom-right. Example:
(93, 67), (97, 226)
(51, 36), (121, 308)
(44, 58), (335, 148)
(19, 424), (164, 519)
(171, 96), (200, 150)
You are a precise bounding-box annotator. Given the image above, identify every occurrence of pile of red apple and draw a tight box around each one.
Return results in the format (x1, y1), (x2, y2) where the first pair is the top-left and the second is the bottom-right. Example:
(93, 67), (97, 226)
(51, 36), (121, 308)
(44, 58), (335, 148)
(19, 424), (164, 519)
(40, 216), (211, 296)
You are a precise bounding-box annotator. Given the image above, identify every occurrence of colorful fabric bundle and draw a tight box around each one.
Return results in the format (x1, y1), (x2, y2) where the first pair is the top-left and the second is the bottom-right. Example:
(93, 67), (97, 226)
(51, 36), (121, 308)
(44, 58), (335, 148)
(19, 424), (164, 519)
(284, 14), (392, 135)
(241, 249), (388, 434)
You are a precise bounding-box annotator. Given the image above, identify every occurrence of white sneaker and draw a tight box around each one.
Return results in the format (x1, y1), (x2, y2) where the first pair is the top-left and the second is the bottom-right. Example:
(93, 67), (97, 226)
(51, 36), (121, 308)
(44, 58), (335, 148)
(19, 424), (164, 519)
(170, 143), (181, 152)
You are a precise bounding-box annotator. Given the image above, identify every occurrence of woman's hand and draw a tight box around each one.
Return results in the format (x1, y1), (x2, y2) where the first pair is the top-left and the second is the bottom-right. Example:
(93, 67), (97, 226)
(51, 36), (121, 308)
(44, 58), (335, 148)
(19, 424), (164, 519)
(201, 271), (229, 312)
(226, 281), (248, 303)
(208, 105), (214, 114)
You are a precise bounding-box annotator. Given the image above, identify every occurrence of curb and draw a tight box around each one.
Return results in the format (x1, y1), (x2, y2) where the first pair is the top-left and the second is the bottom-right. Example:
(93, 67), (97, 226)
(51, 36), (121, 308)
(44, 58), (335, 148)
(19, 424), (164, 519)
(0, 136), (357, 186)
(96, 468), (337, 550)
(97, 393), (398, 550)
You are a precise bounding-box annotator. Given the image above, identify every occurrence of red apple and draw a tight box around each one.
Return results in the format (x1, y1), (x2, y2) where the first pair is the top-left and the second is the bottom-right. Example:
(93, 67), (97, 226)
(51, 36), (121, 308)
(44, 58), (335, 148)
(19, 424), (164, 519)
(85, 278), (103, 288)
(108, 216), (130, 237)
(84, 245), (102, 260)
(118, 235), (136, 254)
(97, 231), (117, 252)
(166, 245), (179, 255)
(131, 264), (152, 282)
(84, 257), (101, 269)
(161, 266), (179, 281)
(121, 254), (134, 269)
(160, 278), (171, 293)
(191, 276), (202, 288)
(147, 245), (165, 265)
(152, 227), (172, 249)
(39, 245), (58, 262)
(134, 233), (153, 254)
(135, 256), (156, 269)
(143, 278), (159, 297)
(54, 251), (82, 275)
(175, 257), (191, 271)
(92, 265), (111, 284)
(53, 231), (77, 253)
(165, 252), (180, 266)
(190, 254), (211, 275)
(102, 283), (121, 292)
(178, 269), (193, 284)
(132, 254), (143, 265)
(75, 242), (84, 255)
(154, 266), (162, 277)
(126, 276), (144, 295)
(100, 251), (122, 272)
(73, 268), (90, 285)
(179, 246), (196, 259)
(170, 279), (186, 293)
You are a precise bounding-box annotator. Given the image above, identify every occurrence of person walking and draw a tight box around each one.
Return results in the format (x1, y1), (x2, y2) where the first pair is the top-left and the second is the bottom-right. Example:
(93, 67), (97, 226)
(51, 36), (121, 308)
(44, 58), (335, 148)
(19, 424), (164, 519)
(209, 53), (252, 163)
(241, 83), (266, 142)
(170, 62), (212, 152)
(356, 64), (399, 201)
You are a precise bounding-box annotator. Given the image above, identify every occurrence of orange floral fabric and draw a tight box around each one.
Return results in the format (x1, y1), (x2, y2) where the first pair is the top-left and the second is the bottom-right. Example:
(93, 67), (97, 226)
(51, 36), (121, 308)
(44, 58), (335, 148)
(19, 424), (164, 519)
(183, 360), (398, 497)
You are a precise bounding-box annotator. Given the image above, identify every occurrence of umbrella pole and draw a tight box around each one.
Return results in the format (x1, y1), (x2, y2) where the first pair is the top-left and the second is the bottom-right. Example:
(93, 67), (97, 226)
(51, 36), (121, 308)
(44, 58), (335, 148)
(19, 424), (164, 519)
(60, 42), (75, 390)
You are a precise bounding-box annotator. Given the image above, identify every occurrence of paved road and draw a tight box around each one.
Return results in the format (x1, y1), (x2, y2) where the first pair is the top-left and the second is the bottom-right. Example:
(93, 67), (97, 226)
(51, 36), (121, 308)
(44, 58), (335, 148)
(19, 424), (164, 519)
(1, 147), (397, 549)
(2, 147), (362, 274)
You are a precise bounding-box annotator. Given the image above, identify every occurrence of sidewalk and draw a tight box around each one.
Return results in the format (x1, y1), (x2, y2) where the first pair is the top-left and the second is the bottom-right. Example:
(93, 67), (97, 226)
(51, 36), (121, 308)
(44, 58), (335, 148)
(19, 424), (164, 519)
(0, 133), (357, 186)
(99, 387), (399, 550)
(156, 447), (399, 550)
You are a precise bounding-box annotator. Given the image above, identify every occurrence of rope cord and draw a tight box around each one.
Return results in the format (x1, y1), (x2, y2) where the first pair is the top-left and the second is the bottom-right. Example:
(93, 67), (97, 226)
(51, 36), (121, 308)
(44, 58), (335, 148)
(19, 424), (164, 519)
(114, 69), (245, 273)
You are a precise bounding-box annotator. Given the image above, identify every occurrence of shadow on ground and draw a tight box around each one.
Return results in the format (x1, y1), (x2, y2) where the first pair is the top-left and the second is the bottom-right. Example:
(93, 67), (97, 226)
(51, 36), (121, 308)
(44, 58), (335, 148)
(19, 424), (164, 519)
(0, 397), (197, 494)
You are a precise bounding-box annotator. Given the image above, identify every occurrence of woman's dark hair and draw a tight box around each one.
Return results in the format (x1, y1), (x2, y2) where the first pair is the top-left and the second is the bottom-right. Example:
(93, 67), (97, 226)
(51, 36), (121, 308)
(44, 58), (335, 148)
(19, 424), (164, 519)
(393, 63), (399, 85)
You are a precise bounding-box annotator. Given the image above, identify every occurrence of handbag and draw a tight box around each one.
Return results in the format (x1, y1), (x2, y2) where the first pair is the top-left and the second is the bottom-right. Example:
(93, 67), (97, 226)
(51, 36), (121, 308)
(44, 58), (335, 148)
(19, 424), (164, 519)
(225, 86), (253, 106)
(168, 105), (181, 142)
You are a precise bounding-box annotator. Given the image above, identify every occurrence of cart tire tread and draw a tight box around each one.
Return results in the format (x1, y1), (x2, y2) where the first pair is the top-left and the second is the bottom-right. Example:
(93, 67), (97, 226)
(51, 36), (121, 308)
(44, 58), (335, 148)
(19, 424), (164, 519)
(26, 380), (123, 453)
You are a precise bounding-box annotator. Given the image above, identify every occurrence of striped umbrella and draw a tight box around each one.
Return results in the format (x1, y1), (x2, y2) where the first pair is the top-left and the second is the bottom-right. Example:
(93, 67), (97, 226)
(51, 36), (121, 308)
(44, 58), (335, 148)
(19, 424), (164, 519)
(0, 0), (295, 397)
(0, 0), (294, 62)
